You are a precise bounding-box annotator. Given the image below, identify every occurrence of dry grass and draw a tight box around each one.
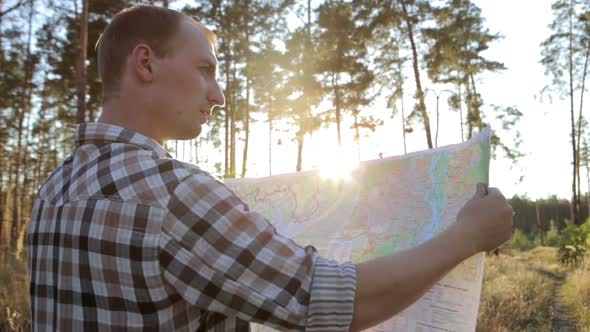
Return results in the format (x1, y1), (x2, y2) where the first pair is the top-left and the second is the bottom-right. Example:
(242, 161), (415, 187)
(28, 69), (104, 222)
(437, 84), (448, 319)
(0, 251), (30, 331)
(0, 246), (584, 331)
(561, 258), (590, 330)
(476, 247), (562, 332)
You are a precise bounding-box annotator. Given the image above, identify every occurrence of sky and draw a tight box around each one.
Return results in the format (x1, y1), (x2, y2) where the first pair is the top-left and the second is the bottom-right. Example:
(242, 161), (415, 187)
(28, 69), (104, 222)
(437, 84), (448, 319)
(170, 0), (577, 201)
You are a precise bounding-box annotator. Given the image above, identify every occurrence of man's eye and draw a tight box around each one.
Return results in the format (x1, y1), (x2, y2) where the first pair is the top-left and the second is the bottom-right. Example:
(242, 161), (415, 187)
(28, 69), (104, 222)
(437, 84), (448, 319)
(200, 66), (215, 76)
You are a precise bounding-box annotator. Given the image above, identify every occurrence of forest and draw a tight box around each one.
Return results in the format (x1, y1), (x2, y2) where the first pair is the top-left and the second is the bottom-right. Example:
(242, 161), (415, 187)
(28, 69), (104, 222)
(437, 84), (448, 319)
(2, 0), (590, 330)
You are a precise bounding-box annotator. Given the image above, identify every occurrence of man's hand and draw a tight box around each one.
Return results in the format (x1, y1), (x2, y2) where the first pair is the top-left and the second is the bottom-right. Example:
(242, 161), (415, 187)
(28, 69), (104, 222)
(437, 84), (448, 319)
(350, 183), (514, 331)
(455, 183), (514, 255)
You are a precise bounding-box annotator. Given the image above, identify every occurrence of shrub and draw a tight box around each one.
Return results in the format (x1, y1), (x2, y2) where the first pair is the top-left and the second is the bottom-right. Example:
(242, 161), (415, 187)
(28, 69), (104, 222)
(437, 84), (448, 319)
(557, 221), (590, 267)
(506, 228), (535, 251)
(545, 219), (561, 247)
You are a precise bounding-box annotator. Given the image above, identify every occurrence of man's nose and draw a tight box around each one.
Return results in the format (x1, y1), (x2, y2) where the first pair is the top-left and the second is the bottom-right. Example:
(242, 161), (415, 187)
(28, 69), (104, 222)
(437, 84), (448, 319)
(208, 80), (225, 108)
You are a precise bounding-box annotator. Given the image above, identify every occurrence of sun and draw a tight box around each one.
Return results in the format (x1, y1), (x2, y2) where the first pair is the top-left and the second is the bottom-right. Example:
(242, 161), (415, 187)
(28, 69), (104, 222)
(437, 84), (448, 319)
(318, 146), (359, 181)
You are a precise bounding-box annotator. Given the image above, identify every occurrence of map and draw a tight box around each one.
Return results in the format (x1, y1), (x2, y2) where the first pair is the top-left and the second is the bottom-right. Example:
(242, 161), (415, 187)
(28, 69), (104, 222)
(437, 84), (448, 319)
(225, 127), (491, 332)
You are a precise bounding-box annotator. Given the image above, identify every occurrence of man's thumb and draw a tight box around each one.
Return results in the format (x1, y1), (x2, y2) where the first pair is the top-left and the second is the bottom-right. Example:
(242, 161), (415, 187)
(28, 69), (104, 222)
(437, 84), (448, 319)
(474, 182), (488, 198)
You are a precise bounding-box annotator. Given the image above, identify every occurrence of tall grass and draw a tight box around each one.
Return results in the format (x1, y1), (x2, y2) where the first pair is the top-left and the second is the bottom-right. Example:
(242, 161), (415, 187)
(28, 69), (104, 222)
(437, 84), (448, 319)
(0, 252), (30, 331)
(477, 247), (561, 332)
(561, 257), (590, 330)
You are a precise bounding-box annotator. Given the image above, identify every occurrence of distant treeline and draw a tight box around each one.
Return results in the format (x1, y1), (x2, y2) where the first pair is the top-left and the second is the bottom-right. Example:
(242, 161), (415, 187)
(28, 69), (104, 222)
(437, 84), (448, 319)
(509, 195), (588, 236)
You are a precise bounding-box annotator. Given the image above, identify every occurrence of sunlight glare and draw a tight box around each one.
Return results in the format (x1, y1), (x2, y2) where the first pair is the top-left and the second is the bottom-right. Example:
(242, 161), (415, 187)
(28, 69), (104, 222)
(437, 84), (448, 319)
(319, 146), (359, 181)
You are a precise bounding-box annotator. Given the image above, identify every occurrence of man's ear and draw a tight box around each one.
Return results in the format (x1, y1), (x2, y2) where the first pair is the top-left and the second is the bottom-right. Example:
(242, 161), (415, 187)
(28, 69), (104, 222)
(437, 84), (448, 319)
(130, 43), (155, 83)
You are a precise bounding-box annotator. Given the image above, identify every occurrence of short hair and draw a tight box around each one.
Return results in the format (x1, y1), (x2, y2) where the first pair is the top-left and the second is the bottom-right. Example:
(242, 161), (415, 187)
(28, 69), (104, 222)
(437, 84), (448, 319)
(96, 5), (217, 100)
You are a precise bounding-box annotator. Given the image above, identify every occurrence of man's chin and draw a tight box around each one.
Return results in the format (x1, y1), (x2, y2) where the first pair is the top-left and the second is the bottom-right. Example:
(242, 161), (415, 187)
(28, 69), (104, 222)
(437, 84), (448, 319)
(169, 126), (202, 142)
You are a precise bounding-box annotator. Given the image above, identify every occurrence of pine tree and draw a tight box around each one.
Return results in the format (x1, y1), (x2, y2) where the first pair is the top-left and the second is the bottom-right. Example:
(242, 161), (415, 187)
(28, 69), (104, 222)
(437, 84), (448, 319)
(317, 0), (376, 149)
(541, 0), (590, 225)
(422, 0), (505, 140)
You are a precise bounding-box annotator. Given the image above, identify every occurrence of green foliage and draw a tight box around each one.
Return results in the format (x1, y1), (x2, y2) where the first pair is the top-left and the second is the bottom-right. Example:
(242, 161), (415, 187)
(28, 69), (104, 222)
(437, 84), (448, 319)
(506, 228), (536, 251)
(557, 220), (590, 267)
(546, 219), (562, 247)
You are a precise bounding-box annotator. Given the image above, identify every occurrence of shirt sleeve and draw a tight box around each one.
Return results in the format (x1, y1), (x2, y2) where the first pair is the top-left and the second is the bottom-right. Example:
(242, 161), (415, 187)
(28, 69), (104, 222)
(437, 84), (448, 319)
(158, 172), (357, 331)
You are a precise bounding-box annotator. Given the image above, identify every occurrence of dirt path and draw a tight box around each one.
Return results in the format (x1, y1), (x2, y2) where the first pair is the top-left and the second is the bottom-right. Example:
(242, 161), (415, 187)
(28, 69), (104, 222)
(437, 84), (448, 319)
(552, 289), (578, 332)
(543, 270), (578, 331)
(534, 266), (578, 331)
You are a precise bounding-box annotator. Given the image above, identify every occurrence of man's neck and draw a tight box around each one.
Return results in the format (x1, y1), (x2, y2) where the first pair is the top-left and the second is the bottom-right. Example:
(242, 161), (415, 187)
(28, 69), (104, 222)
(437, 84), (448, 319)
(98, 100), (166, 146)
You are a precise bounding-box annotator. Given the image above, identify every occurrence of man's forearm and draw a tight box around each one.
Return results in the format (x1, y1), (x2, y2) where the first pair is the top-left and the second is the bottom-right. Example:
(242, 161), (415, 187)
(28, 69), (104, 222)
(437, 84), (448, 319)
(349, 223), (475, 331)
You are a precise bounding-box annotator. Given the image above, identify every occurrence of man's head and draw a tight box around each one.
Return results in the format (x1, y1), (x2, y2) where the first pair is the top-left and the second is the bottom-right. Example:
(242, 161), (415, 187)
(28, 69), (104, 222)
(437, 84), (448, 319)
(96, 5), (225, 141)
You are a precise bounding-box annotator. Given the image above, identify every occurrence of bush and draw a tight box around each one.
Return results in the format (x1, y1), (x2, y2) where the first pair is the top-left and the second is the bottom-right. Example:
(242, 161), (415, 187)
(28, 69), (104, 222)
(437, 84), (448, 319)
(506, 229), (535, 251)
(557, 221), (590, 267)
(545, 219), (561, 247)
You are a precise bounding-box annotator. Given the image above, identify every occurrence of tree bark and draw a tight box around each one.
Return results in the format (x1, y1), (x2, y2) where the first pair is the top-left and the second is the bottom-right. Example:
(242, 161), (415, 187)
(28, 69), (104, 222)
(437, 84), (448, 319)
(575, 40), (590, 224)
(296, 134), (304, 172)
(457, 74), (464, 142)
(400, 0), (432, 148)
(465, 75), (473, 139)
(223, 40), (230, 177)
(333, 73), (342, 146)
(469, 73), (482, 131)
(241, 4), (250, 178)
(568, 0), (579, 225)
(354, 112), (360, 161)
(11, 0), (35, 251)
(229, 61), (237, 178)
(76, 0), (88, 124)
(0, 143), (5, 247)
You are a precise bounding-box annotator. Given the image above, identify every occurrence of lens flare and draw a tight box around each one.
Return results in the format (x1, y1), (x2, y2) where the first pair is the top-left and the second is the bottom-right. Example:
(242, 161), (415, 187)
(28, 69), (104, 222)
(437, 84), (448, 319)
(319, 146), (358, 181)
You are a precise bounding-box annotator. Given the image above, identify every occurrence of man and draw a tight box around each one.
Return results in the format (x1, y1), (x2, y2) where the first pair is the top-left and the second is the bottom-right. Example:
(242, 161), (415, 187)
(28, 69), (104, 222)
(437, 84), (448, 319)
(28, 5), (513, 331)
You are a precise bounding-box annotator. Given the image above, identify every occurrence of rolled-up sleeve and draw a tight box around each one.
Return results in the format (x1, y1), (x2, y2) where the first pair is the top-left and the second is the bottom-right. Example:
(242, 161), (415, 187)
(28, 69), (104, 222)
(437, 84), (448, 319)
(158, 172), (357, 331)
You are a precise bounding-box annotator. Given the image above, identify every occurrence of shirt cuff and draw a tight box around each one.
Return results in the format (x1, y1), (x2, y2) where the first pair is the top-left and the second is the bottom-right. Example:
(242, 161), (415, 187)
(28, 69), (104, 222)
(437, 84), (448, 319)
(305, 256), (358, 331)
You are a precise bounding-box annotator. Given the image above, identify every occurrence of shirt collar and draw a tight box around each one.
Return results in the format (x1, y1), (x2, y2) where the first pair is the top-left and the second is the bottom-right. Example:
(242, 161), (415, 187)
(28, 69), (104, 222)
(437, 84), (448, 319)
(75, 122), (171, 158)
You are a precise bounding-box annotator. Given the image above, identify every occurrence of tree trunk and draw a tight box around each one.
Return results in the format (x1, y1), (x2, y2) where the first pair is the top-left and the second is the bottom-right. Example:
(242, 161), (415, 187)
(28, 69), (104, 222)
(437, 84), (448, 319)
(195, 138), (199, 165)
(400, 0), (432, 149)
(457, 75), (464, 142)
(536, 201), (544, 246)
(395, 50), (407, 154)
(11, 0), (35, 251)
(296, 134), (304, 172)
(20, 129), (31, 224)
(354, 112), (360, 161)
(223, 42), (230, 177)
(76, 0), (88, 124)
(268, 95), (272, 175)
(469, 73), (483, 132)
(0, 144), (5, 247)
(241, 6), (250, 178)
(34, 78), (50, 192)
(568, 0), (579, 225)
(586, 163), (590, 218)
(575, 40), (590, 224)
(229, 61), (237, 178)
(465, 75), (473, 139)
(332, 73), (342, 146)
(241, 77), (250, 178)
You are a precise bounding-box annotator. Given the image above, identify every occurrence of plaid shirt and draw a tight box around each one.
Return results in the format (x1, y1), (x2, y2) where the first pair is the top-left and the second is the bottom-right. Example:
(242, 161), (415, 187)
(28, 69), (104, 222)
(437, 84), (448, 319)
(27, 123), (357, 331)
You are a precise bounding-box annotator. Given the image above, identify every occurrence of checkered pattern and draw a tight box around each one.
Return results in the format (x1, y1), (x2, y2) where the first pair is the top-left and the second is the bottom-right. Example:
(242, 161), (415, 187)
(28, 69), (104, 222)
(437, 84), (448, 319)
(28, 123), (357, 331)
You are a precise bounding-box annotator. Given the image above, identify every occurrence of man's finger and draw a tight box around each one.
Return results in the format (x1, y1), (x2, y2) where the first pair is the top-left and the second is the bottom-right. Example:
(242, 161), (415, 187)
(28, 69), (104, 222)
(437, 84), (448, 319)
(474, 182), (488, 198)
(488, 187), (505, 199)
